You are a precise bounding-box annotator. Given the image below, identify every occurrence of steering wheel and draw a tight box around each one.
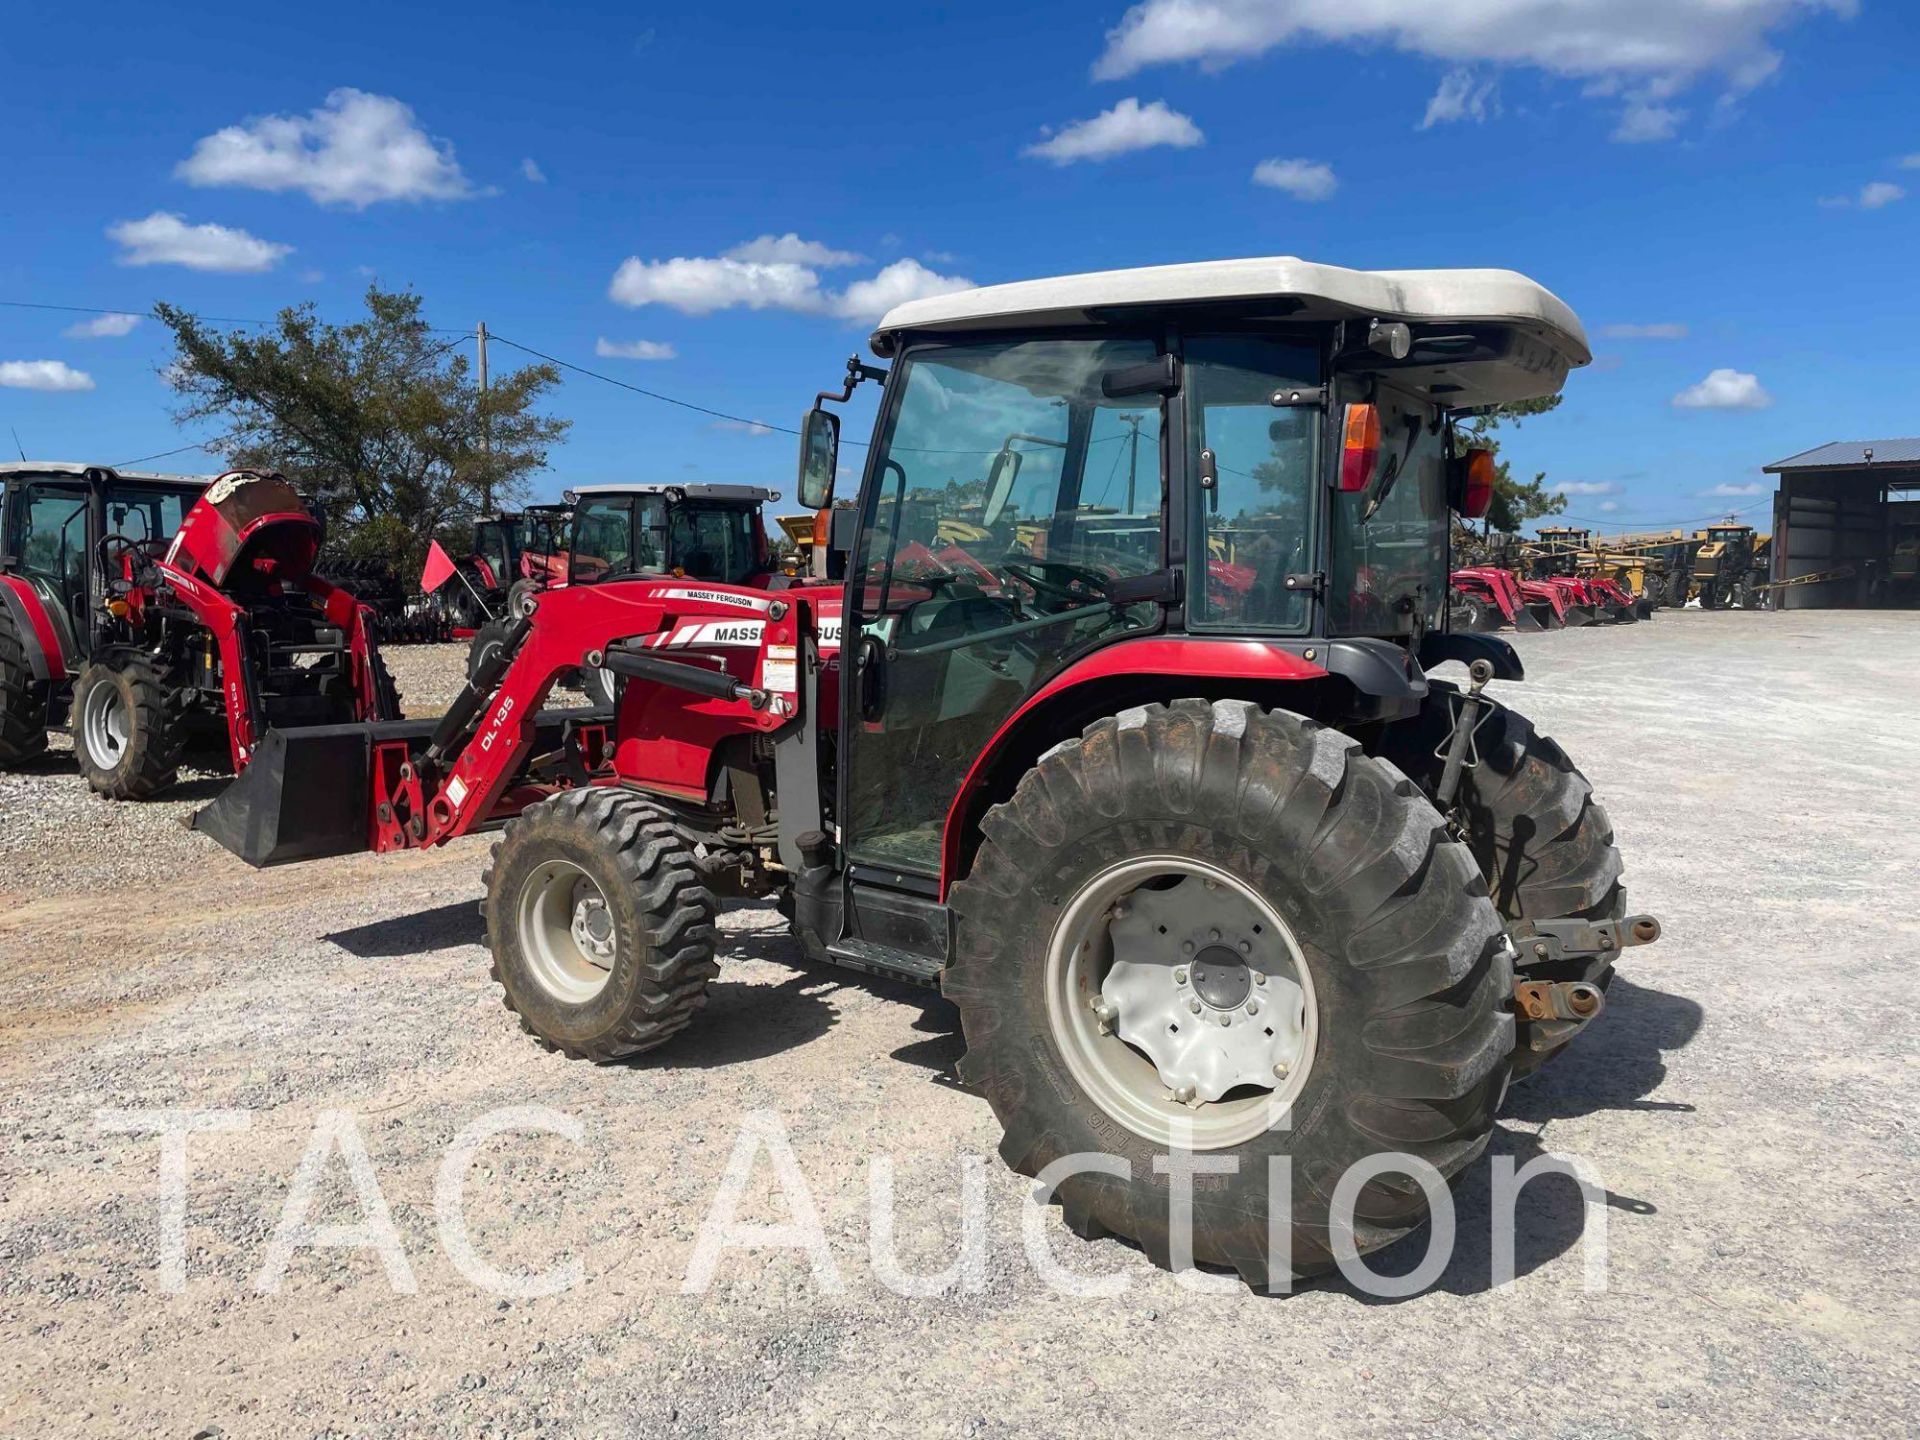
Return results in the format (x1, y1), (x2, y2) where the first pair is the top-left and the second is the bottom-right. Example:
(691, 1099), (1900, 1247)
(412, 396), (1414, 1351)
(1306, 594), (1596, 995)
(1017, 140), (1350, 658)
(98, 533), (164, 591)
(1000, 559), (1109, 611)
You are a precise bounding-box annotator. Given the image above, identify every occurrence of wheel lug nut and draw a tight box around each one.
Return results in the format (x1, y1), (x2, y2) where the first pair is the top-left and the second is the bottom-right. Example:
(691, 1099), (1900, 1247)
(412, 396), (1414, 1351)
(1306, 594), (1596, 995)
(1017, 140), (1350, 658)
(1254, 972), (1267, 986)
(1209, 928), (1221, 942)
(1172, 1084), (1196, 1104)
(1218, 1015), (1231, 1028)
(1273, 1061), (1290, 1078)
(1247, 1001), (1260, 1016)
(1238, 940), (1251, 954)
(1181, 941), (1193, 955)
(1188, 1000), (1202, 1015)
(1174, 968), (1187, 985)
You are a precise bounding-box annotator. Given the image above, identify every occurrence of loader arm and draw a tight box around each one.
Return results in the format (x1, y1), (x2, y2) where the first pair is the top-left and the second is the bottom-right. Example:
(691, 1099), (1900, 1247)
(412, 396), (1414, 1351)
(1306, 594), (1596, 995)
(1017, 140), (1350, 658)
(193, 578), (810, 867)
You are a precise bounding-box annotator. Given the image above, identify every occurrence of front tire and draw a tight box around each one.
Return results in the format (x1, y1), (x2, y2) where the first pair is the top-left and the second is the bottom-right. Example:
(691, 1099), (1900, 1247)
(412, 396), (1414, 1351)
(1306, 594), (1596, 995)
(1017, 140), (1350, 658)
(72, 655), (184, 799)
(947, 700), (1513, 1284)
(484, 788), (720, 1061)
(0, 608), (48, 766)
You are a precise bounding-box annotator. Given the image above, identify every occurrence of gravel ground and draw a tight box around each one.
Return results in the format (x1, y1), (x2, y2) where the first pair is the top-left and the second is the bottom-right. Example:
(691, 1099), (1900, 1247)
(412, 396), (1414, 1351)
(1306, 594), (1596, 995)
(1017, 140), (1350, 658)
(1, 616), (1915, 1438)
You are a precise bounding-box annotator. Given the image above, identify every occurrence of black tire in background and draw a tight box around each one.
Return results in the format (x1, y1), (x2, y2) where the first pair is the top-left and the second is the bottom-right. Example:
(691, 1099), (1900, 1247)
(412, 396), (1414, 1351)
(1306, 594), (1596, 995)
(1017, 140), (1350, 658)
(465, 619), (510, 685)
(483, 788), (720, 1062)
(0, 607), (48, 766)
(1371, 685), (1627, 1075)
(71, 655), (185, 800)
(947, 699), (1513, 1285)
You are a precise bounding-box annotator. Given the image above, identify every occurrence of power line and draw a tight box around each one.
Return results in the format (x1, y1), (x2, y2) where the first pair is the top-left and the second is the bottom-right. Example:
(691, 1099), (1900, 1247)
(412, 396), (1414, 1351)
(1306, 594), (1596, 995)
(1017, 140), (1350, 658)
(0, 298), (472, 335)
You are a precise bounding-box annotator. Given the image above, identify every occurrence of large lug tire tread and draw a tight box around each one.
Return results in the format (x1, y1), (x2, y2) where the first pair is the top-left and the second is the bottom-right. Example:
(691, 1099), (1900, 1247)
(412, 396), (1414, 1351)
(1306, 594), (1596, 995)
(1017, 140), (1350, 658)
(945, 699), (1513, 1284)
(1370, 688), (1628, 1075)
(72, 655), (186, 800)
(483, 788), (720, 1062)
(0, 609), (48, 766)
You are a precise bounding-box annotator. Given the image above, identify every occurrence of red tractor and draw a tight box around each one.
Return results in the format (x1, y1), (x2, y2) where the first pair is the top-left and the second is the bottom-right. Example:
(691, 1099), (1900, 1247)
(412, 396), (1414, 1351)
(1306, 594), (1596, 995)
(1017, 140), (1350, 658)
(1449, 565), (1544, 631)
(193, 257), (1657, 1286)
(0, 465), (397, 799)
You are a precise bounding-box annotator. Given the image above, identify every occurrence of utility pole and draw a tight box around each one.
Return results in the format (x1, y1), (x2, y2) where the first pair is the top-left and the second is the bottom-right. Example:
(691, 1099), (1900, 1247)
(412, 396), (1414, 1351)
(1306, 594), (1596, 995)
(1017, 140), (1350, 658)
(1121, 412), (1144, 513)
(476, 321), (492, 512)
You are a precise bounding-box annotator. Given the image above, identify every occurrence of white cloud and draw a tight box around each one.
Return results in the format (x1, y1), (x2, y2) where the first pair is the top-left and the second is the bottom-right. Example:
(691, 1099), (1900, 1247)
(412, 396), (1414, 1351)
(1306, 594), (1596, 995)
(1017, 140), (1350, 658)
(710, 419), (775, 437)
(1420, 69), (1498, 128)
(595, 338), (677, 361)
(1556, 480), (1619, 496)
(1672, 368), (1772, 410)
(1613, 101), (1687, 143)
(609, 247), (972, 323)
(831, 258), (976, 322)
(1090, 1), (1848, 140)
(177, 89), (477, 208)
(1899, 153), (1920, 169)
(0, 360), (95, 392)
(1024, 97), (1203, 165)
(108, 212), (291, 273)
(1703, 481), (1765, 496)
(1597, 500), (1622, 513)
(1599, 322), (1688, 339)
(1818, 180), (1903, 209)
(521, 157), (547, 184)
(1250, 157), (1337, 201)
(62, 312), (142, 339)
(726, 234), (866, 267)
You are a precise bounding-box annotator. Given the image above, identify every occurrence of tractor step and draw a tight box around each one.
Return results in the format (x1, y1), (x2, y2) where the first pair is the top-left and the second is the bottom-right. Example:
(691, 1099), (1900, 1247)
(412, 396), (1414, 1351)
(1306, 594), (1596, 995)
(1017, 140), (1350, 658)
(826, 938), (944, 988)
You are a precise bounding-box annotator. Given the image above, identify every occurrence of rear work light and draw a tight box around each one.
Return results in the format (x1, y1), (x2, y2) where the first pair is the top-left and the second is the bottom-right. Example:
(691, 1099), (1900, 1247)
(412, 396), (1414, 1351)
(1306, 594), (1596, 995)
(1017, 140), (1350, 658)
(1451, 446), (1496, 519)
(1338, 404), (1381, 492)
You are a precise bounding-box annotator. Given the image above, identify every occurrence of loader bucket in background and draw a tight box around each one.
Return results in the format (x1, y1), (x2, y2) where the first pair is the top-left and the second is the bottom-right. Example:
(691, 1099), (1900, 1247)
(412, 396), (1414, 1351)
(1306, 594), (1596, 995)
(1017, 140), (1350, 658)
(1609, 604), (1638, 623)
(1525, 602), (1562, 630)
(191, 723), (374, 867)
(1511, 605), (1545, 632)
(1635, 597), (1657, 619)
(1563, 605), (1596, 627)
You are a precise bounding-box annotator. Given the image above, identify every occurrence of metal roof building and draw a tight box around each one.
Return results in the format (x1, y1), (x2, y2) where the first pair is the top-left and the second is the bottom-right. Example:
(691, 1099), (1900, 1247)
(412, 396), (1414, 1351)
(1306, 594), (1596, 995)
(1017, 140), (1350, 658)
(1762, 438), (1920, 609)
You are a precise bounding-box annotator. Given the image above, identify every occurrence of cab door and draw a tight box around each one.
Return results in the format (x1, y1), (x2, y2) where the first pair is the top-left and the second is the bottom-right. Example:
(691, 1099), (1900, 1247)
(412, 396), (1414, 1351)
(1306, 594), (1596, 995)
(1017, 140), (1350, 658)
(3, 479), (91, 666)
(838, 335), (1170, 876)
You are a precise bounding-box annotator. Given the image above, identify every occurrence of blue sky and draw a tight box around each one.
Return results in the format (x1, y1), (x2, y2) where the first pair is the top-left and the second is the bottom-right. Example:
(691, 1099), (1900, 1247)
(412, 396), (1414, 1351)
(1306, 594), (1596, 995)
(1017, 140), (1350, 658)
(2, 0), (1915, 531)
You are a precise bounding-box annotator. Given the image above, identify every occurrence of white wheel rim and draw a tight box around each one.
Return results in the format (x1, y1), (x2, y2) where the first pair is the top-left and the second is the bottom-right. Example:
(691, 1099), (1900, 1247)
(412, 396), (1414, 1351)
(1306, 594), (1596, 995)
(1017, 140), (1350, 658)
(1044, 854), (1318, 1151)
(517, 860), (618, 1003)
(81, 681), (129, 768)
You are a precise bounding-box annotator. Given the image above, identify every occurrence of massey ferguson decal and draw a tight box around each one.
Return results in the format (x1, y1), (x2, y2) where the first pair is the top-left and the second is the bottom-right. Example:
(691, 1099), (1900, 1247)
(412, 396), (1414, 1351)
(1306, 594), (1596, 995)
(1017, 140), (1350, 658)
(642, 619), (766, 649)
(653, 587), (770, 612)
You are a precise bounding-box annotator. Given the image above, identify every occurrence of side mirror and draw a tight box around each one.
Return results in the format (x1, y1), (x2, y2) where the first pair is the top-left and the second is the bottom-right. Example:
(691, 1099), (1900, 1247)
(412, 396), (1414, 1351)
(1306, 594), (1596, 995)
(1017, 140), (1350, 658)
(797, 408), (839, 511)
(981, 447), (1022, 527)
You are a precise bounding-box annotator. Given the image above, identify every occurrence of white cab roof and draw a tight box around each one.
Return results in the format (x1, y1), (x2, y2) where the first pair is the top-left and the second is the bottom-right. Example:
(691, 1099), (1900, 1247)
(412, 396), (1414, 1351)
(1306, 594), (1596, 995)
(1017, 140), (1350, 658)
(567, 483), (776, 503)
(874, 255), (1590, 408)
(0, 461), (210, 485)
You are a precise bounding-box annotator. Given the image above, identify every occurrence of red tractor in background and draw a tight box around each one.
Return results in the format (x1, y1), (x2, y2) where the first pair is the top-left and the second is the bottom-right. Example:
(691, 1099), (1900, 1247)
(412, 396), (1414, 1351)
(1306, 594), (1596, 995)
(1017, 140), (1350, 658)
(192, 257), (1658, 1287)
(0, 465), (398, 799)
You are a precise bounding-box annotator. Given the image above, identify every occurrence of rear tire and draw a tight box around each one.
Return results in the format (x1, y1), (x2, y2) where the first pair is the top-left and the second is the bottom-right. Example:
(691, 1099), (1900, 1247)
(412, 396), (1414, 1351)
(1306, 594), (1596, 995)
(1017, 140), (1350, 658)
(484, 788), (720, 1062)
(1371, 687), (1627, 1076)
(947, 699), (1513, 1285)
(0, 608), (48, 766)
(72, 655), (184, 800)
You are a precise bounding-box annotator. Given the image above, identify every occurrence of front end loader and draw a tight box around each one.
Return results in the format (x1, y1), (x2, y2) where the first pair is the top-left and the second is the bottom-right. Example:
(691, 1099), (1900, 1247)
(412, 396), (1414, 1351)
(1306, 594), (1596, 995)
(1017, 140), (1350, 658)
(191, 256), (1657, 1288)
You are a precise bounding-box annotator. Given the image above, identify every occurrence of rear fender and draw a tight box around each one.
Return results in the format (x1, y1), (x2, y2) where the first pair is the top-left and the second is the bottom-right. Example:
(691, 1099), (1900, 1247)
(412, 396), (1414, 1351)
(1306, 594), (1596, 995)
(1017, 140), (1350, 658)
(937, 637), (1333, 898)
(0, 575), (64, 681)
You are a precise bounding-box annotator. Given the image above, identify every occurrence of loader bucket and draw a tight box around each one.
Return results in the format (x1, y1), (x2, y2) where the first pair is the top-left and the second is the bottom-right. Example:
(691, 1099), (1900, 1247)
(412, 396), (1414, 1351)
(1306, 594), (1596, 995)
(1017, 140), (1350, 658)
(1635, 597), (1656, 620)
(1525, 602), (1562, 630)
(190, 723), (374, 867)
(1511, 606), (1545, 632)
(1609, 603), (1638, 623)
(1562, 605), (1596, 627)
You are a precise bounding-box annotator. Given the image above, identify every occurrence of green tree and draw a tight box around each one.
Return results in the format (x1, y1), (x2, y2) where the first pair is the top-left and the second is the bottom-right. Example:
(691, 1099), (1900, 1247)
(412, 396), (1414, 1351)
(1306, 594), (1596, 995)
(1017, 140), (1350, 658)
(155, 287), (569, 573)
(1457, 394), (1568, 535)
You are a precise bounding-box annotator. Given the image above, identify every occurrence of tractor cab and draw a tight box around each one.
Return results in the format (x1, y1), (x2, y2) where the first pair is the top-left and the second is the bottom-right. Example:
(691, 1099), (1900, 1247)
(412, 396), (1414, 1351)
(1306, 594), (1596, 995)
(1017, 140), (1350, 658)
(794, 256), (1582, 873)
(564, 483), (776, 587)
(0, 463), (208, 685)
